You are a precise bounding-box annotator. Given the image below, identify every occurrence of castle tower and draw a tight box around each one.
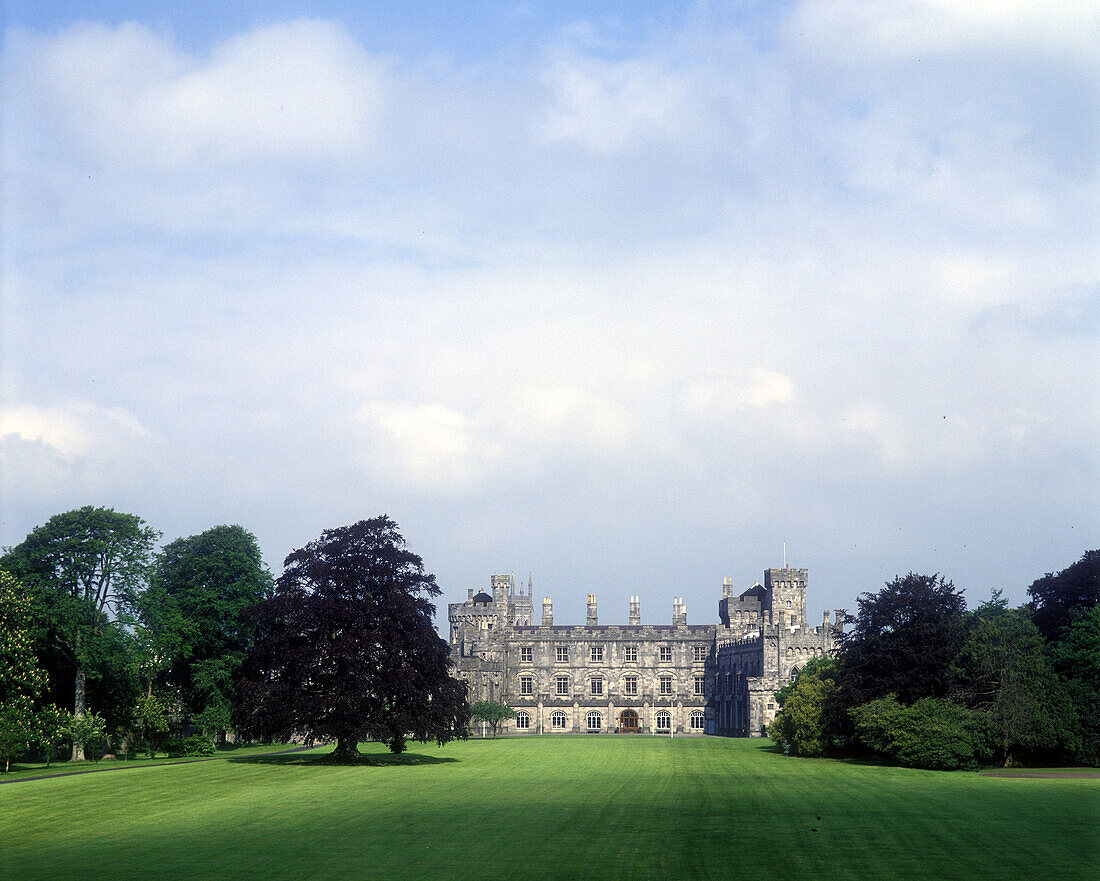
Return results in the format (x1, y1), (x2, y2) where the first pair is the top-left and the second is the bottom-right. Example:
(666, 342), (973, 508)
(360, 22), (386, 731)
(542, 596), (553, 626)
(587, 594), (598, 626)
(629, 596), (641, 625)
(764, 567), (807, 627)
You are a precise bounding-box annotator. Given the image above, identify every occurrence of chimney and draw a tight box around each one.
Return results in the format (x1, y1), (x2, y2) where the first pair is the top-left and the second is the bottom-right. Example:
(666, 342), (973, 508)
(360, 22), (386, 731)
(723, 576), (733, 600)
(542, 597), (553, 626)
(673, 597), (687, 626)
(587, 594), (598, 626)
(823, 609), (830, 625)
(629, 596), (641, 625)
(467, 588), (474, 600)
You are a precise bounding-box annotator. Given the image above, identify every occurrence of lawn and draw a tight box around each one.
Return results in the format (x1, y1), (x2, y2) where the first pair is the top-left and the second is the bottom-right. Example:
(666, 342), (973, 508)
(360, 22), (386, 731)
(1, 737), (1096, 881)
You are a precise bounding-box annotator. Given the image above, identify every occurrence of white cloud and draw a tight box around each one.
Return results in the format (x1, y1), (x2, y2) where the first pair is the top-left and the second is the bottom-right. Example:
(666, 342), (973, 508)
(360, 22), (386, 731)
(539, 52), (692, 152)
(0, 401), (152, 458)
(682, 369), (798, 416)
(7, 19), (387, 168)
(789, 0), (1100, 60)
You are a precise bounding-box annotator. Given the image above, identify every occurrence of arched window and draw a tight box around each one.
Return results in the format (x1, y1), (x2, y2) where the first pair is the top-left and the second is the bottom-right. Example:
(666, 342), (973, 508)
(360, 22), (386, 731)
(790, 666), (800, 680)
(586, 712), (603, 731)
(690, 712), (705, 731)
(519, 675), (534, 696)
(786, 599), (792, 608)
(655, 711), (671, 732)
(551, 711), (568, 730)
(515, 711), (530, 730)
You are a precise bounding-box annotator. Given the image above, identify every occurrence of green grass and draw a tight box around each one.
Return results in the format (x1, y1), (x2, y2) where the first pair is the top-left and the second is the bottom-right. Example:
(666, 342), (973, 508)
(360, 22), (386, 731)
(0, 742), (302, 781)
(2, 737), (1096, 881)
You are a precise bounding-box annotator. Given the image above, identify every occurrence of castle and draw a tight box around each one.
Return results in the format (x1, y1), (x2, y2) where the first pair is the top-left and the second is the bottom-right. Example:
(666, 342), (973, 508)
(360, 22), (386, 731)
(449, 566), (842, 736)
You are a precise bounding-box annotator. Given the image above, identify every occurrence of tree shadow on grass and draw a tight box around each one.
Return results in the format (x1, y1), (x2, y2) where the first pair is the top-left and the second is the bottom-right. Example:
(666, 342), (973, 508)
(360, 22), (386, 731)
(229, 751), (459, 767)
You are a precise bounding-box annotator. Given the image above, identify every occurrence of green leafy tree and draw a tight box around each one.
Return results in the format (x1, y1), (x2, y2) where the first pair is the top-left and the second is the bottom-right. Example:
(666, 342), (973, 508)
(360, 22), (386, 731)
(951, 609), (1080, 765)
(770, 656), (839, 757)
(1048, 605), (1100, 765)
(194, 700), (232, 744)
(34, 705), (72, 767)
(0, 571), (50, 771)
(141, 526), (272, 718)
(132, 694), (169, 758)
(69, 711), (108, 762)
(234, 517), (469, 759)
(2, 507), (158, 760)
(470, 701), (517, 738)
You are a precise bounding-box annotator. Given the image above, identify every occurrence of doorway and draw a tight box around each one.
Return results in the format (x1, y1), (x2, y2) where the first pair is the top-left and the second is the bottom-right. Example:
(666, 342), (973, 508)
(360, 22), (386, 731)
(619, 709), (639, 733)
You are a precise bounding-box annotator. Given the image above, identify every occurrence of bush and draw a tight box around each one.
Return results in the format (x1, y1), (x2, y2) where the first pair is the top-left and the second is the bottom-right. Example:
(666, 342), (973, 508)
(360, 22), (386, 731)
(165, 734), (216, 758)
(851, 695), (993, 770)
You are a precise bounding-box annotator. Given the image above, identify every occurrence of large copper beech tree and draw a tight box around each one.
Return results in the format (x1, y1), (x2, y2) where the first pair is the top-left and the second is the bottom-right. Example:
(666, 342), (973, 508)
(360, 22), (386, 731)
(233, 517), (468, 758)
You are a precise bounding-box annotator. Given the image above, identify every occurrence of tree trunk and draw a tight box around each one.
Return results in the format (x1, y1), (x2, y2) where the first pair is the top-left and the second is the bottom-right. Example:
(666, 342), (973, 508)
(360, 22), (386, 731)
(72, 664), (86, 762)
(331, 736), (361, 761)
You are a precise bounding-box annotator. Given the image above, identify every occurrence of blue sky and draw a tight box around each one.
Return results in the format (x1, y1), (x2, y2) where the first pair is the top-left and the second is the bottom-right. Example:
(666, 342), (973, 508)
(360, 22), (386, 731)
(2, 1), (1097, 626)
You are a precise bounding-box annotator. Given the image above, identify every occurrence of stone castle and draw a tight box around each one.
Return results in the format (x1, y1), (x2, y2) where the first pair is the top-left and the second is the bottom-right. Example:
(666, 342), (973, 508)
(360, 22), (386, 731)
(449, 565), (842, 736)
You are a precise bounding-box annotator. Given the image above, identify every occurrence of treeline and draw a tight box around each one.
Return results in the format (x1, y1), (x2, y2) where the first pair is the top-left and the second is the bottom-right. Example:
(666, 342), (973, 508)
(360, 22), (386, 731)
(0, 506), (273, 767)
(770, 554), (1100, 770)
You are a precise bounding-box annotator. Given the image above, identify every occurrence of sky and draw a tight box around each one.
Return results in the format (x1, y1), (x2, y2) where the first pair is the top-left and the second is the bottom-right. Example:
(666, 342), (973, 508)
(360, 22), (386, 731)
(2, 1), (1098, 628)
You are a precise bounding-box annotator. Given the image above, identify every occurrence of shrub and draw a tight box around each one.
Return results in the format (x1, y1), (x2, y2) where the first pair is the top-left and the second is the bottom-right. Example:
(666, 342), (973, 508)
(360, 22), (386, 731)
(165, 734), (216, 758)
(770, 656), (839, 757)
(851, 695), (992, 770)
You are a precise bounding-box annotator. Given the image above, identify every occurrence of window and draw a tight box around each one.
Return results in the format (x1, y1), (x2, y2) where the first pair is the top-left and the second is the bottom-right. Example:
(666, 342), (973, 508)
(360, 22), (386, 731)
(655, 711), (671, 732)
(790, 666), (800, 680)
(516, 712), (530, 730)
(551, 711), (567, 730)
(590, 645), (603, 662)
(520, 675), (533, 696)
(786, 600), (792, 608)
(556, 645), (568, 663)
(624, 675), (638, 696)
(693, 645), (707, 662)
(624, 645), (637, 663)
(555, 675), (570, 696)
(586, 712), (602, 731)
(590, 677), (604, 697)
(694, 675), (706, 696)
(659, 646), (672, 662)
(659, 675), (673, 695)
(520, 646), (532, 663)
(690, 712), (705, 731)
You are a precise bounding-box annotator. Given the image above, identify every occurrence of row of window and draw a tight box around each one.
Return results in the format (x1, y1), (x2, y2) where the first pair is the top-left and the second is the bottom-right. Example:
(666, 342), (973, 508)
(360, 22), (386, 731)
(518, 674), (706, 697)
(513, 711), (706, 731)
(518, 645), (709, 664)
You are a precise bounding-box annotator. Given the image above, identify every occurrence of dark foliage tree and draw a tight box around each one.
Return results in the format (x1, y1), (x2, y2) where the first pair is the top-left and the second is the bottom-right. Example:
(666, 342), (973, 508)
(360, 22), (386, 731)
(141, 525), (272, 719)
(1027, 550), (1100, 640)
(1, 507), (158, 759)
(951, 608), (1079, 765)
(233, 517), (468, 759)
(837, 573), (967, 712)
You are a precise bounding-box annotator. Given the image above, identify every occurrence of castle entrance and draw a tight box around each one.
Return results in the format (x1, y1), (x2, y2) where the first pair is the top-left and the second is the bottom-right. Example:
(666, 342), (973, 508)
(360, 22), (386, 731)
(619, 710), (639, 733)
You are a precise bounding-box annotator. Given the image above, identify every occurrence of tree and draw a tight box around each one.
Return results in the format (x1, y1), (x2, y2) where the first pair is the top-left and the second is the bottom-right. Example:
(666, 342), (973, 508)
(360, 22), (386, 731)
(233, 517), (468, 759)
(34, 705), (72, 767)
(769, 656), (839, 757)
(141, 525), (272, 717)
(2, 507), (158, 759)
(1046, 605), (1100, 765)
(470, 701), (517, 738)
(838, 573), (967, 710)
(0, 571), (49, 771)
(1027, 550), (1100, 640)
(951, 609), (1079, 765)
(132, 694), (169, 758)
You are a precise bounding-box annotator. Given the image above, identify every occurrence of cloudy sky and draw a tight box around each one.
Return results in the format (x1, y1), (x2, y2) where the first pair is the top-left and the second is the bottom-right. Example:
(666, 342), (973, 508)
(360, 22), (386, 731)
(3, 1), (1097, 626)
